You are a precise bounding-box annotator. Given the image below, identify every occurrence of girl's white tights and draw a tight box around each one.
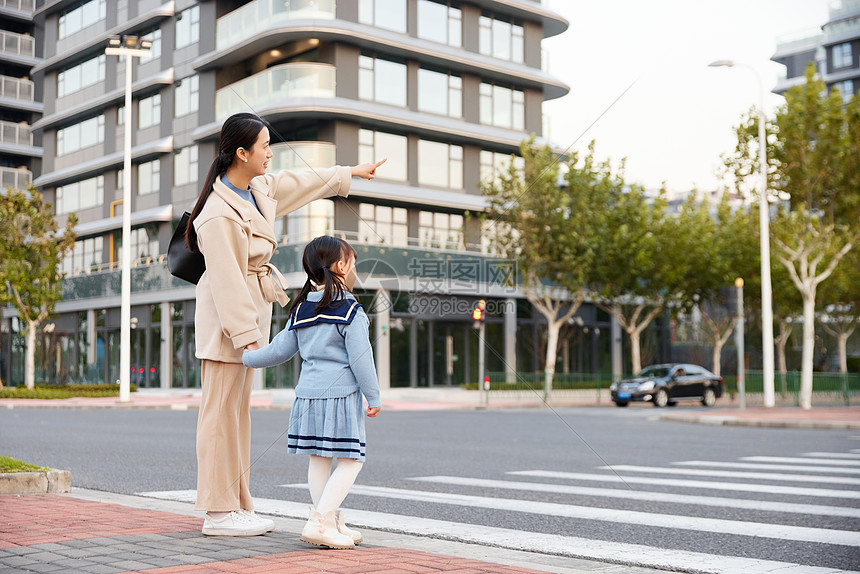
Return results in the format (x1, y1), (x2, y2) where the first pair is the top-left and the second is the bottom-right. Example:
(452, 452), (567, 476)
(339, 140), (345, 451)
(307, 455), (363, 515)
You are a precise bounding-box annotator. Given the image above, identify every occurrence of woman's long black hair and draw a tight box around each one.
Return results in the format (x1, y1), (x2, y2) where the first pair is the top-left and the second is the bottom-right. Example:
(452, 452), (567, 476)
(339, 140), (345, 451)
(287, 236), (358, 318)
(184, 113), (271, 252)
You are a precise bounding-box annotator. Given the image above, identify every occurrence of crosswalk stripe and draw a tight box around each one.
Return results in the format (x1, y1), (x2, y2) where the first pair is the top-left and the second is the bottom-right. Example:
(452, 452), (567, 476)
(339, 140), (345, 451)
(674, 461), (860, 474)
(804, 452), (860, 460)
(508, 470), (860, 499)
(408, 475), (860, 518)
(137, 489), (856, 574)
(601, 465), (860, 485)
(279, 483), (860, 546)
(741, 456), (860, 466)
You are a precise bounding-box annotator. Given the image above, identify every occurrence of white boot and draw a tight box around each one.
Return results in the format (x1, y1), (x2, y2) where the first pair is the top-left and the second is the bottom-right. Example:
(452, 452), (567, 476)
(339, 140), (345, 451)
(335, 509), (362, 544)
(300, 507), (355, 549)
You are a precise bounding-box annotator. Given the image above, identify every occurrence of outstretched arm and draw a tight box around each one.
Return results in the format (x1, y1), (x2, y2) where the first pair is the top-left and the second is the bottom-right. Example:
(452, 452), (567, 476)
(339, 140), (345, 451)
(242, 323), (298, 368)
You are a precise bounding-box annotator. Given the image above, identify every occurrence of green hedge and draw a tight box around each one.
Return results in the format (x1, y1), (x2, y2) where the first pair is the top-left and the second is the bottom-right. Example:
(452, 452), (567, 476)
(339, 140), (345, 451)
(0, 383), (137, 399)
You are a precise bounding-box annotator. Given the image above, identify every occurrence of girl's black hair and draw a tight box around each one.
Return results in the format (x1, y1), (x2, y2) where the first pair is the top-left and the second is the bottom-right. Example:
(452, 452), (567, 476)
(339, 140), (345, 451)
(184, 112), (271, 252)
(287, 236), (358, 319)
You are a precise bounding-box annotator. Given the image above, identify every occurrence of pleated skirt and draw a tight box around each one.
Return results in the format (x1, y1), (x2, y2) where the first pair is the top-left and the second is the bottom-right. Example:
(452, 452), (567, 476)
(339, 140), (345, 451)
(287, 391), (366, 461)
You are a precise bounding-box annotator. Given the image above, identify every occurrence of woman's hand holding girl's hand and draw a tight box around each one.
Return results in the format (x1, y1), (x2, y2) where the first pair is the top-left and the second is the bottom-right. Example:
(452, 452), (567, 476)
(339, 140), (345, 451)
(366, 406), (381, 418)
(352, 159), (387, 180)
(244, 342), (260, 352)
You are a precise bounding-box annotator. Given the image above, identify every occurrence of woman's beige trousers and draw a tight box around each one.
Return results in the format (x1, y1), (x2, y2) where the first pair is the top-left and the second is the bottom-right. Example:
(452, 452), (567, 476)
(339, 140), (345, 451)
(195, 359), (255, 512)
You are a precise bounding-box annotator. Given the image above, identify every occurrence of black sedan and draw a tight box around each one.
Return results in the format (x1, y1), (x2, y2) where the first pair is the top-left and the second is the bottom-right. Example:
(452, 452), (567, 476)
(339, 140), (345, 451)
(610, 363), (723, 407)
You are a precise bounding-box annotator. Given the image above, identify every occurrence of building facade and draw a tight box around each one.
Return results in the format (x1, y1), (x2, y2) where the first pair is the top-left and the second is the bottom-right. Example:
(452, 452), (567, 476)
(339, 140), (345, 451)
(772, 0), (860, 102)
(2, 0), (636, 389)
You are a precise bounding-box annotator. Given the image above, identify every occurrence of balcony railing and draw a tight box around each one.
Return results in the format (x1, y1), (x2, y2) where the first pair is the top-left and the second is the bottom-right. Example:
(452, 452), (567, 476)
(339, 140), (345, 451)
(216, 0), (336, 51)
(0, 119), (32, 147)
(0, 0), (35, 12)
(216, 63), (336, 120)
(0, 30), (35, 58)
(269, 141), (336, 172)
(0, 74), (34, 101)
(0, 166), (32, 189)
(825, 16), (860, 43)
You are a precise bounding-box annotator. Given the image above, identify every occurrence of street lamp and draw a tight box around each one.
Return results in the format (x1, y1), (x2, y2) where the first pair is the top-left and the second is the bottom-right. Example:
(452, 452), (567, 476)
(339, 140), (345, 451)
(105, 35), (152, 403)
(734, 277), (745, 409)
(709, 60), (775, 408)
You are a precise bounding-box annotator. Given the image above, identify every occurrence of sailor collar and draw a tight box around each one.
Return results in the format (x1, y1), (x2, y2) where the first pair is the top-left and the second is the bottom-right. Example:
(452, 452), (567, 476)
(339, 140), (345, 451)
(289, 295), (362, 330)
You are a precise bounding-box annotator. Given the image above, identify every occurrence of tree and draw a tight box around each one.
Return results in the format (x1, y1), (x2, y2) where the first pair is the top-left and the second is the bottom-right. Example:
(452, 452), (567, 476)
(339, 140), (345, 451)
(481, 140), (600, 400)
(772, 209), (856, 409)
(692, 195), (759, 376)
(0, 186), (76, 390)
(817, 248), (860, 374)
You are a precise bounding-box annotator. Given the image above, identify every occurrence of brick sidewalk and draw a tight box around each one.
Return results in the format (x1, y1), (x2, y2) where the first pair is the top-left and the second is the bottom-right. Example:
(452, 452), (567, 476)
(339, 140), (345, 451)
(0, 495), (546, 574)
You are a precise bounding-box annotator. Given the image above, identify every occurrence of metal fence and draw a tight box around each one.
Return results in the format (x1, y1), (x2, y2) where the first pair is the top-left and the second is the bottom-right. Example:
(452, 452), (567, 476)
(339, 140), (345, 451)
(722, 370), (860, 406)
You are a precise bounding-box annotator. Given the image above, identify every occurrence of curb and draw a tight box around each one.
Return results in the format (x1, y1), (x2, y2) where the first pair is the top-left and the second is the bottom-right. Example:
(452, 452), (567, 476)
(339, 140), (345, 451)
(0, 469), (71, 494)
(658, 414), (860, 430)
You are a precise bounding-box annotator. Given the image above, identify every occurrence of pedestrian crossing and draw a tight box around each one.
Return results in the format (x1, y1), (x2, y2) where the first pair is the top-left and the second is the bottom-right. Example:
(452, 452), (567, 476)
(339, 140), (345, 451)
(140, 448), (860, 574)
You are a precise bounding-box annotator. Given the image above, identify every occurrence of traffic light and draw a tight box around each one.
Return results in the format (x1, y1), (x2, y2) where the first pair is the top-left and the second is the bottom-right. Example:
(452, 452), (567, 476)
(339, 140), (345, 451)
(472, 300), (486, 327)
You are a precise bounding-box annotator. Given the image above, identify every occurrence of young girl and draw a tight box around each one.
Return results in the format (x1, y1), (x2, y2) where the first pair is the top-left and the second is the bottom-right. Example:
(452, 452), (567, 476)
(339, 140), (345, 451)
(243, 236), (381, 550)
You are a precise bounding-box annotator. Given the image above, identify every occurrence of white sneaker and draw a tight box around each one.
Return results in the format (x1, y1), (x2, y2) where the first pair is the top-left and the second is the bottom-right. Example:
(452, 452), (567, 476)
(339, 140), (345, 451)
(202, 511), (268, 536)
(239, 509), (275, 533)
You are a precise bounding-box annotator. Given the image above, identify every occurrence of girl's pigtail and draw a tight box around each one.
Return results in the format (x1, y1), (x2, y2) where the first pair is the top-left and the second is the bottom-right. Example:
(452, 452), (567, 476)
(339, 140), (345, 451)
(286, 278), (314, 321)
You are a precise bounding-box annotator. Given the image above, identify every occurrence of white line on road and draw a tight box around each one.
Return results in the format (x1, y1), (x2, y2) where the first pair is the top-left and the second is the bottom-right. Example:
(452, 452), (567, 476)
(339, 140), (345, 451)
(407, 475), (860, 518)
(136, 489), (858, 574)
(599, 465), (860, 485)
(278, 483), (860, 547)
(804, 452), (860, 460)
(674, 461), (860, 474)
(508, 470), (860, 499)
(741, 456), (860, 466)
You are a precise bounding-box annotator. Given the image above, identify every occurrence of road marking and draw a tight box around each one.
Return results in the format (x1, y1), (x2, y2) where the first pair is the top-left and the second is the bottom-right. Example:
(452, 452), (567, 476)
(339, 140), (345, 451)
(508, 470), (860, 499)
(742, 456), (860, 466)
(407, 475), (860, 518)
(674, 461), (860, 474)
(277, 483), (860, 546)
(600, 465), (860, 485)
(137, 489), (857, 574)
(804, 452), (860, 460)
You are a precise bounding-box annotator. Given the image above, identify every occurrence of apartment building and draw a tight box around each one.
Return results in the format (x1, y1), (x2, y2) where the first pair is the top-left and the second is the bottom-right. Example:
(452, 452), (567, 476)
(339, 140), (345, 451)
(772, 0), (860, 103)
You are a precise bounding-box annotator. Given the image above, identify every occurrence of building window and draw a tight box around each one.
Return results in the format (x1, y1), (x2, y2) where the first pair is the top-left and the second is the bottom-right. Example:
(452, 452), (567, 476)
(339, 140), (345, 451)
(56, 175), (104, 215)
(138, 93), (161, 129)
(418, 211), (463, 250)
(417, 0), (461, 47)
(359, 55), (407, 107)
(57, 54), (105, 97)
(175, 6), (200, 49)
(174, 145), (199, 186)
(358, 203), (408, 246)
(359, 129), (408, 181)
(358, 0), (406, 33)
(140, 28), (162, 62)
(480, 150), (524, 184)
(116, 226), (159, 265)
(418, 68), (462, 117)
(834, 79), (854, 103)
(56, 115), (105, 156)
(137, 159), (160, 195)
(62, 236), (104, 276)
(286, 199), (334, 243)
(418, 140), (463, 189)
(58, 0), (106, 39)
(479, 15), (524, 63)
(833, 42), (853, 69)
(480, 83), (524, 130)
(174, 75), (199, 117)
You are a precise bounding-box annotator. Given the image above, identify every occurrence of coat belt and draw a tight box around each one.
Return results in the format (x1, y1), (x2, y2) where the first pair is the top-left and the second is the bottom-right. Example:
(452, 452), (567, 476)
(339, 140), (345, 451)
(247, 263), (290, 307)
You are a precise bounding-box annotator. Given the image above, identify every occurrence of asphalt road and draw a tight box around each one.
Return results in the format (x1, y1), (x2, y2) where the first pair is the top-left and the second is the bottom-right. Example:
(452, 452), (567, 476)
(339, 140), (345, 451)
(2, 406), (858, 571)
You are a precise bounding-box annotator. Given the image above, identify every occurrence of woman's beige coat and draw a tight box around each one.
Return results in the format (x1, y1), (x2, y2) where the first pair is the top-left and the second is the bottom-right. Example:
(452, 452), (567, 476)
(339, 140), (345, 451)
(193, 166), (352, 363)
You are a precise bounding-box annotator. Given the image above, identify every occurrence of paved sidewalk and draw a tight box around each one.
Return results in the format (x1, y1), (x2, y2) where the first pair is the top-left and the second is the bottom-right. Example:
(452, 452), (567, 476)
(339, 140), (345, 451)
(658, 404), (860, 430)
(0, 491), (657, 574)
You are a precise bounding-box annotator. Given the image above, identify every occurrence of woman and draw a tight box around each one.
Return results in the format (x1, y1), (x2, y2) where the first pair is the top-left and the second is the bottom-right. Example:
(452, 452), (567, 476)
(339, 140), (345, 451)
(185, 112), (384, 536)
